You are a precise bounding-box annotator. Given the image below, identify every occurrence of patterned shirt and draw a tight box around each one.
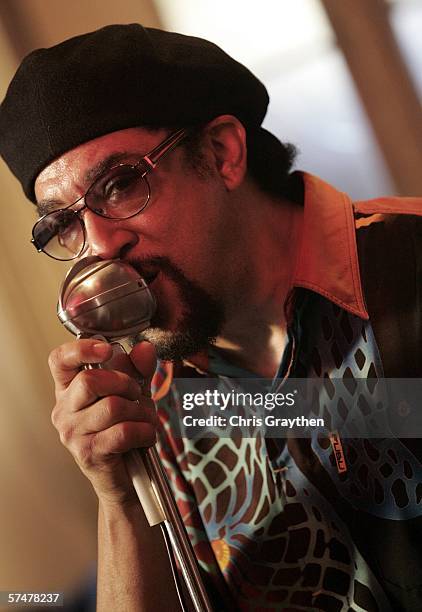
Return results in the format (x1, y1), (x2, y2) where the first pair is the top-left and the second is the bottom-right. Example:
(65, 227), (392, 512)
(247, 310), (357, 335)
(152, 173), (422, 612)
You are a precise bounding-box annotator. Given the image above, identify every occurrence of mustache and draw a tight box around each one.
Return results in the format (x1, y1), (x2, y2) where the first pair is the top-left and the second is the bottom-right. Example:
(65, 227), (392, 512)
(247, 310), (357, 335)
(126, 256), (189, 284)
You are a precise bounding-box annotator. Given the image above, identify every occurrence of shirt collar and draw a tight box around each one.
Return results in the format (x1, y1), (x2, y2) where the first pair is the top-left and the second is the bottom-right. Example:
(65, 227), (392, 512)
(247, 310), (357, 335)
(292, 171), (368, 320)
(182, 172), (369, 376)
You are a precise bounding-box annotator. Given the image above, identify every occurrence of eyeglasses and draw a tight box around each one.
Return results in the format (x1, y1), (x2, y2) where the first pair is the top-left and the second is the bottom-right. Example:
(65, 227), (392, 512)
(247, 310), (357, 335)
(31, 128), (188, 261)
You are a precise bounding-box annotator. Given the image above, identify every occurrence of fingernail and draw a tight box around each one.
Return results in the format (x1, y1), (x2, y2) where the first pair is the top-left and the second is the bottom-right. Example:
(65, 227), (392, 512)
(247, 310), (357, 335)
(93, 342), (110, 356)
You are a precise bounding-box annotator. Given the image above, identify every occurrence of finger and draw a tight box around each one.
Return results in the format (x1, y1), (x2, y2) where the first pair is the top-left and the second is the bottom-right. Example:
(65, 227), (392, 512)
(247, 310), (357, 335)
(129, 341), (157, 388)
(90, 421), (157, 456)
(65, 368), (143, 412)
(106, 349), (144, 383)
(49, 340), (112, 390)
(79, 396), (157, 434)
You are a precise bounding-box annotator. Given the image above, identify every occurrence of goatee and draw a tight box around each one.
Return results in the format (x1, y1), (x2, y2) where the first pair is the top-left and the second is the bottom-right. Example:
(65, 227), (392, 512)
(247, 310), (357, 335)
(129, 256), (225, 361)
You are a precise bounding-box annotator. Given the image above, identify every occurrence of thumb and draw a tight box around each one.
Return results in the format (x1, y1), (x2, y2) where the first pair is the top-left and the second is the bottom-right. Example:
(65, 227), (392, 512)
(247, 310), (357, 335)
(129, 341), (157, 391)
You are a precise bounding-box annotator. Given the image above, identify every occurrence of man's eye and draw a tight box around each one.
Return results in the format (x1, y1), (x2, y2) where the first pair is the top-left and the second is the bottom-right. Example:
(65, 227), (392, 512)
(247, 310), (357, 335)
(57, 222), (78, 246)
(103, 170), (139, 200)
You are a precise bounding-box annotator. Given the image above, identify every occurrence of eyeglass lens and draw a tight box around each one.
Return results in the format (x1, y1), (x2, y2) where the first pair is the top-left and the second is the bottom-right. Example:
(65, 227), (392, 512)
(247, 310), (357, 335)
(86, 166), (150, 218)
(33, 209), (85, 260)
(33, 168), (150, 260)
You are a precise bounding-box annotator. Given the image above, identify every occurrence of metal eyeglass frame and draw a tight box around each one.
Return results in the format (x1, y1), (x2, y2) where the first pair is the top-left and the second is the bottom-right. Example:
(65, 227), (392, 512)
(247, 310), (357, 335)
(31, 127), (188, 260)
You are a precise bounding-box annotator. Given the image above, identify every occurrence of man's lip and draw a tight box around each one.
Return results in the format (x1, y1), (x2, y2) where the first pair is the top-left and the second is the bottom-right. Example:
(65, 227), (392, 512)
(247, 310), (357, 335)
(136, 268), (159, 284)
(127, 261), (159, 284)
(144, 271), (159, 285)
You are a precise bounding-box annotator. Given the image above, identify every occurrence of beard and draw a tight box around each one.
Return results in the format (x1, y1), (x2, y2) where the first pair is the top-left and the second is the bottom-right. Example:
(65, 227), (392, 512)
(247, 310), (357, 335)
(128, 256), (225, 361)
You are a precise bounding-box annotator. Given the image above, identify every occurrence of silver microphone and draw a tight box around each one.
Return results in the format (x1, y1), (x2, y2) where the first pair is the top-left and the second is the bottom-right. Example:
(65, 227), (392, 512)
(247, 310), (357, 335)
(57, 256), (212, 612)
(57, 255), (155, 340)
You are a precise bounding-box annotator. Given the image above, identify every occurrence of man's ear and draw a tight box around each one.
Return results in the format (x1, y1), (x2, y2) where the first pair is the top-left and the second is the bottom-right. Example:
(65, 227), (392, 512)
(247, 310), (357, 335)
(202, 115), (247, 190)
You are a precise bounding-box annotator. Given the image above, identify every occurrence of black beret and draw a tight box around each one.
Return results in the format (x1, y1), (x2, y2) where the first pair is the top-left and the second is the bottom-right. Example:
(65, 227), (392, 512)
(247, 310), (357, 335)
(0, 23), (269, 202)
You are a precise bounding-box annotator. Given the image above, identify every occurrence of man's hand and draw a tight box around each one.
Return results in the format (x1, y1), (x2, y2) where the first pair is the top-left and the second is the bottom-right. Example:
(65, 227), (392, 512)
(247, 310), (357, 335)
(49, 339), (157, 506)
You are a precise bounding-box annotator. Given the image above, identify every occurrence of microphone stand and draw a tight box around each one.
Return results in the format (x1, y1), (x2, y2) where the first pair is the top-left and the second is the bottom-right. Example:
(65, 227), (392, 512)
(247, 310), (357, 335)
(128, 447), (212, 611)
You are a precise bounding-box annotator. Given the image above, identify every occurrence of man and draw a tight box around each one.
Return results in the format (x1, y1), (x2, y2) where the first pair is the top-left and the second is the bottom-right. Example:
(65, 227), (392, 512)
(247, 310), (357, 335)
(1, 24), (421, 612)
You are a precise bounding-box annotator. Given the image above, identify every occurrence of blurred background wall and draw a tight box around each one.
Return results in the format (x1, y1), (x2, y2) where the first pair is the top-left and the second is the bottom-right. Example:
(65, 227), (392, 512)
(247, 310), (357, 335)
(0, 0), (420, 608)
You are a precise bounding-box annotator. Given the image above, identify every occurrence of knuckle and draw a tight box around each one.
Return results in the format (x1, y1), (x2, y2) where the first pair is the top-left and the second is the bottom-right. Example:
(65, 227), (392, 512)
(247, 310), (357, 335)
(59, 424), (75, 446)
(75, 439), (94, 469)
(116, 421), (132, 441)
(48, 346), (62, 372)
(51, 405), (59, 429)
(110, 422), (132, 450)
(110, 370), (129, 391)
(78, 368), (96, 384)
(76, 368), (97, 393)
(113, 370), (134, 394)
(103, 395), (124, 419)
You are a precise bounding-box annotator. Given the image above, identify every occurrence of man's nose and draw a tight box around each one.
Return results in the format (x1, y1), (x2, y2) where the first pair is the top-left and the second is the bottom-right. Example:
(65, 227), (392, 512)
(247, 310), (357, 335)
(82, 209), (138, 259)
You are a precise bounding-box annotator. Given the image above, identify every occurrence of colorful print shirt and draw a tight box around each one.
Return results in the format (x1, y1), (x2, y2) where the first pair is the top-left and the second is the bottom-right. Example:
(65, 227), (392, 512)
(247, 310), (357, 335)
(152, 173), (422, 612)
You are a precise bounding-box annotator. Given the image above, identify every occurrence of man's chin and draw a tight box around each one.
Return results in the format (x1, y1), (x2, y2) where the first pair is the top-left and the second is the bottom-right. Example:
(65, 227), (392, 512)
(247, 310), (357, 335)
(140, 326), (213, 361)
(126, 255), (224, 361)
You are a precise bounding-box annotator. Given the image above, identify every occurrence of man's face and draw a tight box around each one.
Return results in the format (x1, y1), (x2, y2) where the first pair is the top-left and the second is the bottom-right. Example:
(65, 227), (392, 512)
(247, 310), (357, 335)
(34, 127), (240, 360)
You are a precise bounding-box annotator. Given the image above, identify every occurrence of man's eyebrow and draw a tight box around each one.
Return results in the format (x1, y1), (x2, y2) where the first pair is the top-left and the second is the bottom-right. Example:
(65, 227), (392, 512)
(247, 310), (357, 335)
(36, 198), (64, 216)
(36, 151), (136, 216)
(84, 151), (134, 183)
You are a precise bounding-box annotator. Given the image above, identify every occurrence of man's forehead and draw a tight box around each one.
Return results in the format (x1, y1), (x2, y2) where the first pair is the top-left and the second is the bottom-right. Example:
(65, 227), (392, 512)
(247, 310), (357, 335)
(41, 126), (164, 172)
(34, 127), (164, 207)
